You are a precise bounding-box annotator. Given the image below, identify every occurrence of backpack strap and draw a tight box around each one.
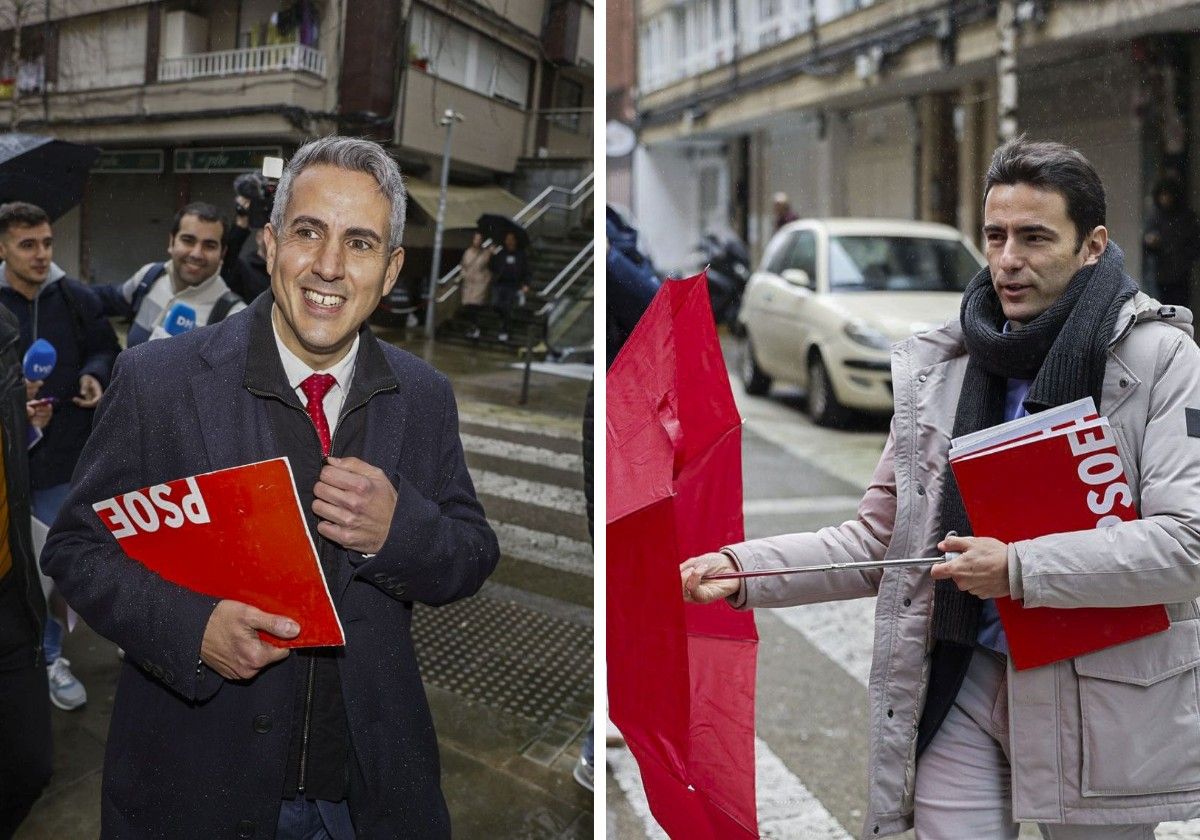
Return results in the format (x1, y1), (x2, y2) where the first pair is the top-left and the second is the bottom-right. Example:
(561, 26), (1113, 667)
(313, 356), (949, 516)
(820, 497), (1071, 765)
(131, 262), (168, 315)
(207, 290), (241, 325)
(55, 278), (89, 348)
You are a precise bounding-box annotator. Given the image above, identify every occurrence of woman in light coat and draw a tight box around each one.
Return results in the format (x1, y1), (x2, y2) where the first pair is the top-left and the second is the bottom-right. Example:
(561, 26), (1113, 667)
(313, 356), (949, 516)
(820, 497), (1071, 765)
(458, 230), (492, 339)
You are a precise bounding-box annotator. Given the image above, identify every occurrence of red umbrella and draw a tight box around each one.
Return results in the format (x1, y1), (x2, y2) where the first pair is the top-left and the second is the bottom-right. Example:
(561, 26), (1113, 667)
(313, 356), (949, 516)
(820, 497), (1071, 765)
(607, 273), (759, 837)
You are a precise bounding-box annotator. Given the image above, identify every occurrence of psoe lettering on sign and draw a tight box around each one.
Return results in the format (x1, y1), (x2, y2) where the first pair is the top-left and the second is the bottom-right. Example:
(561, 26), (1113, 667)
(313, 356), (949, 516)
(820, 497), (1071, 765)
(1067, 422), (1134, 527)
(94, 477), (212, 539)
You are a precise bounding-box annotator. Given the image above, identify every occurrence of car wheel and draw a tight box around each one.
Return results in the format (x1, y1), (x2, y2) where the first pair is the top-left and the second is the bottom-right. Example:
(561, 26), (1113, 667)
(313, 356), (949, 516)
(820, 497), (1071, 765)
(740, 337), (771, 396)
(807, 355), (847, 427)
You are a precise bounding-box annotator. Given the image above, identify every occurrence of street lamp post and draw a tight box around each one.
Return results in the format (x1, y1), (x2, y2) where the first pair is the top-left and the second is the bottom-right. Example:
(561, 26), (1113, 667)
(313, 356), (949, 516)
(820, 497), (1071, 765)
(426, 107), (464, 339)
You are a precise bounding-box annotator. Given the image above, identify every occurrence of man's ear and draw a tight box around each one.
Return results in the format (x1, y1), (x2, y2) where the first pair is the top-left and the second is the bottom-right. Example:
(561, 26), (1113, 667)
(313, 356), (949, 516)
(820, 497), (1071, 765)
(1081, 225), (1108, 266)
(263, 224), (278, 275)
(382, 247), (405, 297)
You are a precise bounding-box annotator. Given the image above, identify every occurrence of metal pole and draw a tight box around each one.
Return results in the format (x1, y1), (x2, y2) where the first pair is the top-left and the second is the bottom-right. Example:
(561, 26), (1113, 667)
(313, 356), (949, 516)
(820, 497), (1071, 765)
(426, 108), (461, 338)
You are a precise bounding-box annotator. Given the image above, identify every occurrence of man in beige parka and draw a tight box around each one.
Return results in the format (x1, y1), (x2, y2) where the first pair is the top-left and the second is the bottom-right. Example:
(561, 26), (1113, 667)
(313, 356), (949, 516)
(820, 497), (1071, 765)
(683, 138), (1200, 840)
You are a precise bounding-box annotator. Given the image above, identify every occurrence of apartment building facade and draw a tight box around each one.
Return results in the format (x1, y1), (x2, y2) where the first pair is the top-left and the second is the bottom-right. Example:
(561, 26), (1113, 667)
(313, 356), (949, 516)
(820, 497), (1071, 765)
(632, 0), (1200, 288)
(0, 0), (593, 283)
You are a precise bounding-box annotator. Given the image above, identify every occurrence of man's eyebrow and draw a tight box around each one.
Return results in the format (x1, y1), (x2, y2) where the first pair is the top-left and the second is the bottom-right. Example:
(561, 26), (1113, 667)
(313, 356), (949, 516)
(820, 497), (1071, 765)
(289, 215), (328, 232)
(982, 223), (1058, 236)
(345, 227), (383, 244)
(289, 216), (382, 244)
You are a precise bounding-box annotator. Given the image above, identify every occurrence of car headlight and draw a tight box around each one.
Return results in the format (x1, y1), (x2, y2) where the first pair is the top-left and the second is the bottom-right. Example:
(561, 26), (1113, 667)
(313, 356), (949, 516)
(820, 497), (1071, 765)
(844, 321), (892, 351)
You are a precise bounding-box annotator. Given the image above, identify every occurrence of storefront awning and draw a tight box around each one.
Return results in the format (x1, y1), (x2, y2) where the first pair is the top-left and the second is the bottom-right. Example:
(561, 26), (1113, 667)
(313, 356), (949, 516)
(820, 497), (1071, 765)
(404, 180), (526, 230)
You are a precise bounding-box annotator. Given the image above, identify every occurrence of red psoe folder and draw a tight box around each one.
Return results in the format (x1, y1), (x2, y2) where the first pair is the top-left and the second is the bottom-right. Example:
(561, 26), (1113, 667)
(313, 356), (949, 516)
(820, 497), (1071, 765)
(92, 457), (344, 648)
(950, 409), (1168, 670)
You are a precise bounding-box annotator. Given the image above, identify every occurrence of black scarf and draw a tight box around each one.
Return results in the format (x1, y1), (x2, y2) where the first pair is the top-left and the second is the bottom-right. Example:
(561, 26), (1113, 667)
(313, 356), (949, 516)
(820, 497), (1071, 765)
(917, 241), (1138, 754)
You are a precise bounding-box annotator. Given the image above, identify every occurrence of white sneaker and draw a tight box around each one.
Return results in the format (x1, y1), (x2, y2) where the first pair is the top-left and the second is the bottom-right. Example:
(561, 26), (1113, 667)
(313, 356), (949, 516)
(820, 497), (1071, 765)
(465, 326), (481, 339)
(497, 332), (509, 343)
(573, 753), (594, 792)
(47, 656), (87, 710)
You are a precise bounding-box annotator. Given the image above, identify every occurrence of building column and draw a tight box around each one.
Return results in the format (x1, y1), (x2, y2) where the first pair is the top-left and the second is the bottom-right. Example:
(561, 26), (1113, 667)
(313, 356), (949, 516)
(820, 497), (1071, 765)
(817, 110), (848, 218)
(956, 82), (988, 246)
(917, 92), (958, 226)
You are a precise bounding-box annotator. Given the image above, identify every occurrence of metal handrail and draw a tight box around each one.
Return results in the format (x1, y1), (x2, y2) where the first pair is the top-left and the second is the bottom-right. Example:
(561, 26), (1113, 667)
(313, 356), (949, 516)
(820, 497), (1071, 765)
(538, 238), (595, 306)
(536, 257), (592, 318)
(431, 170), (594, 304)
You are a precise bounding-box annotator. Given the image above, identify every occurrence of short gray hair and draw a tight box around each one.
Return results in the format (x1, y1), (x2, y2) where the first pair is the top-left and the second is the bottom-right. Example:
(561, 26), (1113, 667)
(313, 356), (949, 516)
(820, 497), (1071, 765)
(270, 135), (407, 251)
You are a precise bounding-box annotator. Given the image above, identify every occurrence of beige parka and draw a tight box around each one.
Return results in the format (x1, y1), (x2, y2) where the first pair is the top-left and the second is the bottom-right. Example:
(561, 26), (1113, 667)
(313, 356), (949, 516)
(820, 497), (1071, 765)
(725, 292), (1200, 838)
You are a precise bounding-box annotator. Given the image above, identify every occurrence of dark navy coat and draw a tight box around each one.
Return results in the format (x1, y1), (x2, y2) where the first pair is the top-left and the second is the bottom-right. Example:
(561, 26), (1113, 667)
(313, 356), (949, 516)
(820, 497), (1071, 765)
(42, 293), (499, 839)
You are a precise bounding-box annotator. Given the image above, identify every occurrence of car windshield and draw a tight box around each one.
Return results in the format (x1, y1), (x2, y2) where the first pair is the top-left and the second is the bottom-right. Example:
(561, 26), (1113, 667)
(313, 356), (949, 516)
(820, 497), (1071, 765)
(828, 235), (981, 293)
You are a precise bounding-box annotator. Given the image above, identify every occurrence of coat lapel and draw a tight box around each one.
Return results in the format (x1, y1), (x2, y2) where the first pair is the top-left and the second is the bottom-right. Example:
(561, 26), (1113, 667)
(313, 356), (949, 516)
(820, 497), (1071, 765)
(192, 294), (286, 471)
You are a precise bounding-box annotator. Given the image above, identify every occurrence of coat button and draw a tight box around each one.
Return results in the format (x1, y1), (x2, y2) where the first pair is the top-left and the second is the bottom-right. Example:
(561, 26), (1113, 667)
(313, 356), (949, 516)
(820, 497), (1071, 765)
(237, 819), (255, 837)
(903, 598), (911, 607)
(163, 670), (176, 685)
(253, 715), (272, 734)
(918, 374), (927, 383)
(886, 708), (894, 718)
(1119, 378), (1129, 388)
(915, 484), (925, 496)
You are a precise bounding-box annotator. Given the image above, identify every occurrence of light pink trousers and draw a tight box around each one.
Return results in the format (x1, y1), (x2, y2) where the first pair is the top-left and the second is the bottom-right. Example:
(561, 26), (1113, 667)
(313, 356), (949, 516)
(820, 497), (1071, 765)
(914, 647), (1157, 840)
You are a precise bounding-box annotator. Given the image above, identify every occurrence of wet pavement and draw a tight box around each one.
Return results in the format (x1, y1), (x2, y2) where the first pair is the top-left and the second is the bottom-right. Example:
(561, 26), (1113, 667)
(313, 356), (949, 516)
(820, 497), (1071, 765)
(17, 326), (595, 840)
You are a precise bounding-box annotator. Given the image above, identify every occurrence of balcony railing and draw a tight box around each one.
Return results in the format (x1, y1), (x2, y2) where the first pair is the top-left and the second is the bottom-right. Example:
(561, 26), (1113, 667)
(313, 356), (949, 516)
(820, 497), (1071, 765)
(158, 43), (327, 83)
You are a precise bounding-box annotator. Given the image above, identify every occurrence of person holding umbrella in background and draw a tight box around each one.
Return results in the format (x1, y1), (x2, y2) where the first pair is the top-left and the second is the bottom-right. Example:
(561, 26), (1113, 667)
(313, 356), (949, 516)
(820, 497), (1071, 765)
(488, 229), (530, 344)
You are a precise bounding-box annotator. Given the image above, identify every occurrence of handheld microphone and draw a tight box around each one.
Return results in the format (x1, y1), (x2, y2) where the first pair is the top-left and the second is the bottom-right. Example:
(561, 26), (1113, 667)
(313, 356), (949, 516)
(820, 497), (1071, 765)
(22, 339), (56, 381)
(163, 303), (197, 336)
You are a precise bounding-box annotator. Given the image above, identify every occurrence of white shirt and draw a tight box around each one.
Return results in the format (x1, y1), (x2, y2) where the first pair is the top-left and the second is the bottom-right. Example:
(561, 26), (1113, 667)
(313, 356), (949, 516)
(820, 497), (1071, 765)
(271, 320), (360, 441)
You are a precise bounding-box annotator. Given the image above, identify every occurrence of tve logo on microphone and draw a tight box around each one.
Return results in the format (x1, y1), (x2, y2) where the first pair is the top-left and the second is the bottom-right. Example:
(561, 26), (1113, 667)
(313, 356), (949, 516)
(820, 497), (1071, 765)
(163, 303), (197, 336)
(22, 339), (56, 381)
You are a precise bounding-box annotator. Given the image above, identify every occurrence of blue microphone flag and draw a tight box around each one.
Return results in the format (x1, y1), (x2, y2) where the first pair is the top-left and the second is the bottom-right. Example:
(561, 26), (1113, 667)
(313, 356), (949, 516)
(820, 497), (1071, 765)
(23, 339), (56, 380)
(164, 303), (197, 336)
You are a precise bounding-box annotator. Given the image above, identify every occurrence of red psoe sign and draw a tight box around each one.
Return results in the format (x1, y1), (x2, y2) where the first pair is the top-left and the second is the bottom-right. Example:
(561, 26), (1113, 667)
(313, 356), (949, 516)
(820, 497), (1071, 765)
(94, 457), (344, 648)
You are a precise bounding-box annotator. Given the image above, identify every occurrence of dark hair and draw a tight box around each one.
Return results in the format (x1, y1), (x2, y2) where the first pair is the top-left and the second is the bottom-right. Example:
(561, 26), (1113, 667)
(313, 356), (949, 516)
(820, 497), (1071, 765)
(0, 201), (49, 236)
(171, 201), (227, 238)
(985, 136), (1105, 250)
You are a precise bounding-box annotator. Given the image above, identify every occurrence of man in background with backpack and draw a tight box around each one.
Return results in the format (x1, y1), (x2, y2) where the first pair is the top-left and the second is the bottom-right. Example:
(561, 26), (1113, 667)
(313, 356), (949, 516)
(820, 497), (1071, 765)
(0, 201), (121, 713)
(98, 202), (245, 344)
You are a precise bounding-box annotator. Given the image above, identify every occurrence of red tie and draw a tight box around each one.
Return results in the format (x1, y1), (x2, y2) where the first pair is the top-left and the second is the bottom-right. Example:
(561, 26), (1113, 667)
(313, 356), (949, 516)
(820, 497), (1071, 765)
(301, 373), (337, 456)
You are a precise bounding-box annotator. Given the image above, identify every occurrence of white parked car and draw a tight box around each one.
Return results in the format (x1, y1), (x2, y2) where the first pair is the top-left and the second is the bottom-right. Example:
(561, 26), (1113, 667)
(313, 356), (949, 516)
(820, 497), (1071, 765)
(737, 218), (985, 425)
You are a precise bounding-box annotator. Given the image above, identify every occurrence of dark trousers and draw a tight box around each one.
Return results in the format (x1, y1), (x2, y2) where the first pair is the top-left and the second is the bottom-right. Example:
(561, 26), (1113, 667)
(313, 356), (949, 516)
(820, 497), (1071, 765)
(493, 284), (518, 335)
(0, 640), (52, 839)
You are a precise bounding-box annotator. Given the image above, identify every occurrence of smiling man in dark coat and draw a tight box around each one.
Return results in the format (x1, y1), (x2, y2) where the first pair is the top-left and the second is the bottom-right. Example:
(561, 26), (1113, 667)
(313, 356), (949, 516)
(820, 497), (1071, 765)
(41, 136), (499, 839)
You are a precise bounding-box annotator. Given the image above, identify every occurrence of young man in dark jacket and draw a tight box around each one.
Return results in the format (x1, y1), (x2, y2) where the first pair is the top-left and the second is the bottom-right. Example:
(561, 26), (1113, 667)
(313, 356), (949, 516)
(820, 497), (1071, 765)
(0, 302), (51, 838)
(0, 202), (121, 712)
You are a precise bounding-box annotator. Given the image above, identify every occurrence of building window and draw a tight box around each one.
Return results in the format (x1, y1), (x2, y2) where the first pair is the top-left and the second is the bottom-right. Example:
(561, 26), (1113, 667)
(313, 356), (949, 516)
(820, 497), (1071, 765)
(236, 0), (323, 49)
(408, 5), (532, 109)
(551, 76), (585, 133)
(639, 9), (685, 91)
(741, 0), (816, 52)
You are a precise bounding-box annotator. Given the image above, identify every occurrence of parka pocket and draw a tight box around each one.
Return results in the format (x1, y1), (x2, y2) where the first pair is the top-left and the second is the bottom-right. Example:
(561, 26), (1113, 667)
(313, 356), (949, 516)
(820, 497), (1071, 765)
(1073, 619), (1200, 796)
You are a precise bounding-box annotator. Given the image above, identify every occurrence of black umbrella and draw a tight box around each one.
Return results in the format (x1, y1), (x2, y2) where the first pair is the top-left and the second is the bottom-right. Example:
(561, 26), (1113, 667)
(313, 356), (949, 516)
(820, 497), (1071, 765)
(476, 212), (529, 249)
(0, 134), (101, 221)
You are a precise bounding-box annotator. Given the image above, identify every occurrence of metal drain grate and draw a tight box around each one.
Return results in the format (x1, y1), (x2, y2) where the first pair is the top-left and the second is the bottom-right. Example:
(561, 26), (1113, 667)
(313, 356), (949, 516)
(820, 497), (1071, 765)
(412, 596), (592, 726)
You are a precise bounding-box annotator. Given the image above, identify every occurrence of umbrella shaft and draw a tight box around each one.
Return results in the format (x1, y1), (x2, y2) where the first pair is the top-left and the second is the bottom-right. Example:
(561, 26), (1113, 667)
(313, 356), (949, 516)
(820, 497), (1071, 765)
(702, 556), (947, 581)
